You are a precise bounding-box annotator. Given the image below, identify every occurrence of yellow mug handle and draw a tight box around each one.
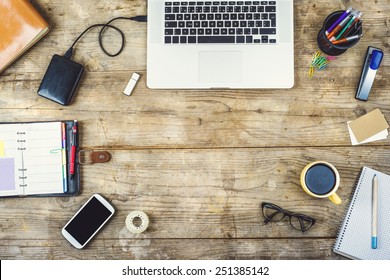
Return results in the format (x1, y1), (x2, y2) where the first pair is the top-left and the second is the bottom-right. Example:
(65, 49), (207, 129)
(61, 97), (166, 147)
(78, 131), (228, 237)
(329, 193), (342, 205)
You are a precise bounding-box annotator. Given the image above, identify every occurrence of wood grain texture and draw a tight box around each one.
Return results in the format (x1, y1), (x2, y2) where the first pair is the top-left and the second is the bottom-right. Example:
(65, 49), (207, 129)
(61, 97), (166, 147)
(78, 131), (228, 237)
(0, 70), (390, 148)
(1, 0), (390, 259)
(0, 239), (343, 260)
(1, 147), (390, 258)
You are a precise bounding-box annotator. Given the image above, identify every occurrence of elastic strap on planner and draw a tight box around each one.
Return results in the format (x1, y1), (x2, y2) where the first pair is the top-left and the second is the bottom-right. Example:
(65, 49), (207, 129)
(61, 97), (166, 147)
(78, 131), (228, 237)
(78, 149), (111, 165)
(333, 167), (367, 251)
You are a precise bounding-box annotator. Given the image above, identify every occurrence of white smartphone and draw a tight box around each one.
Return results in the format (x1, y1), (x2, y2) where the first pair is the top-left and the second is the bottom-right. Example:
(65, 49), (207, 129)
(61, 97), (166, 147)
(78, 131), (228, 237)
(62, 194), (115, 249)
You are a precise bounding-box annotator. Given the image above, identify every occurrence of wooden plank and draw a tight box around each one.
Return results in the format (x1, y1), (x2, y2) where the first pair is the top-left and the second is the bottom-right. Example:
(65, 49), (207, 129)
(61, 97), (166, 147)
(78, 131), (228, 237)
(0, 147), (388, 241)
(2, 66), (390, 105)
(1, 66), (389, 148)
(1, 0), (389, 75)
(2, 67), (389, 109)
(0, 238), (344, 259)
(0, 103), (387, 148)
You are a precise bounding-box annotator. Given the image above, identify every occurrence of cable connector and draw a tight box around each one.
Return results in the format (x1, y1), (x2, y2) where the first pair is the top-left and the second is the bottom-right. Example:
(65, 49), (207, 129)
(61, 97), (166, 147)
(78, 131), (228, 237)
(130, 15), (147, 22)
(64, 47), (73, 59)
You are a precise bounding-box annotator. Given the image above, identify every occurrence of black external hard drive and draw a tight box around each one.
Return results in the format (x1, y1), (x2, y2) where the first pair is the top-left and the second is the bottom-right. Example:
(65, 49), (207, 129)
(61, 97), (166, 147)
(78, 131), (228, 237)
(38, 54), (84, 106)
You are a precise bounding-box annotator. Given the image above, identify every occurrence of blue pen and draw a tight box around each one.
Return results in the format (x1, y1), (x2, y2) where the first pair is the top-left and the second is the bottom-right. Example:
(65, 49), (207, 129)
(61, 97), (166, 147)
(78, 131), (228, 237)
(326, 7), (352, 35)
(372, 175), (378, 249)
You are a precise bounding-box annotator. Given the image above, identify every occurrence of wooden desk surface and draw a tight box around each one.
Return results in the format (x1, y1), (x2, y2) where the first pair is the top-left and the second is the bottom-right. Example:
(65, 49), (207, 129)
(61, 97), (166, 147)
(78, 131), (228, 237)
(0, 0), (389, 260)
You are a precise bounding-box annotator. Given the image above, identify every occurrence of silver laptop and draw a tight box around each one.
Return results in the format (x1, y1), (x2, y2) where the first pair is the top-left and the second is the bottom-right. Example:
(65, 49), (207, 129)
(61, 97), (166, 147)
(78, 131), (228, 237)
(147, 1), (294, 89)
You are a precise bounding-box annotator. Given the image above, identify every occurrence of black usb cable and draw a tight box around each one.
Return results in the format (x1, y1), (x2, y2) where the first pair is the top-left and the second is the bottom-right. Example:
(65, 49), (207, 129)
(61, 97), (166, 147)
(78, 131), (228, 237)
(64, 16), (147, 59)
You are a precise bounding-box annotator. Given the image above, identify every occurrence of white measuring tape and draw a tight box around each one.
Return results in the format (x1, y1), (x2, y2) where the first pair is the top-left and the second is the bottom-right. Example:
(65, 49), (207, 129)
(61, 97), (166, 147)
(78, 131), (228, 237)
(125, 211), (149, 233)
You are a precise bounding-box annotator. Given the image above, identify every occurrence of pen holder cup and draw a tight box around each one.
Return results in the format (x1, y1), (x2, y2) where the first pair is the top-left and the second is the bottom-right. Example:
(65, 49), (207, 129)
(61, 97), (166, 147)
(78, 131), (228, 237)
(317, 10), (363, 56)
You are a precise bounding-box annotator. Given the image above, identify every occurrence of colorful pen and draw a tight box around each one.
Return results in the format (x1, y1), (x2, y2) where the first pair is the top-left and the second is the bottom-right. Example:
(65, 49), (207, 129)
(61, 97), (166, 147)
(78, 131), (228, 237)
(372, 174), (378, 249)
(326, 7), (351, 35)
(354, 24), (362, 35)
(344, 14), (363, 37)
(355, 19), (363, 30)
(326, 13), (353, 40)
(334, 11), (362, 41)
(69, 120), (78, 179)
(331, 34), (362, 45)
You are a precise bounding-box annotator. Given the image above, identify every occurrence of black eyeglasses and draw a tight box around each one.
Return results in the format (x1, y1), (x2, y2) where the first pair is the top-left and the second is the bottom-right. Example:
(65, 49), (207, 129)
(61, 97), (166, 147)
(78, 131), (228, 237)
(261, 202), (316, 233)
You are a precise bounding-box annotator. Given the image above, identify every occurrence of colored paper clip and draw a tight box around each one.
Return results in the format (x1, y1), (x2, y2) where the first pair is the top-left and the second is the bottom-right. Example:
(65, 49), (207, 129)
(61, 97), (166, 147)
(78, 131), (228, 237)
(312, 51), (321, 62)
(356, 46), (384, 101)
(309, 51), (333, 78)
(308, 66), (315, 78)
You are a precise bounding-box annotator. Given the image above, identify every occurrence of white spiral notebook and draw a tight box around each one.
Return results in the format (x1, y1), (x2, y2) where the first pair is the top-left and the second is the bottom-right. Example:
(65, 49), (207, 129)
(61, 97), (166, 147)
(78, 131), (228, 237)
(333, 167), (390, 259)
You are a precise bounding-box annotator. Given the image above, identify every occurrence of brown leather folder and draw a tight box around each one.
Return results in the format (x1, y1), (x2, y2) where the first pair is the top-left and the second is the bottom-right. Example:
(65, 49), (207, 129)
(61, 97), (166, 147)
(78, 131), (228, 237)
(0, 0), (50, 74)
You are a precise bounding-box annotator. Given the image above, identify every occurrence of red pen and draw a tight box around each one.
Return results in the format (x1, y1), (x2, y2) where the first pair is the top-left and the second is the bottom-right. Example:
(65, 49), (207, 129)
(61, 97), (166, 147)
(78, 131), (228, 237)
(69, 120), (78, 178)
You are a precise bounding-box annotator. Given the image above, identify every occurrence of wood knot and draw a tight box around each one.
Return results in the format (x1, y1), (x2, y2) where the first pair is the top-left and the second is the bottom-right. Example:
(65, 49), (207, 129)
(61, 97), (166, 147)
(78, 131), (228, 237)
(354, 106), (366, 117)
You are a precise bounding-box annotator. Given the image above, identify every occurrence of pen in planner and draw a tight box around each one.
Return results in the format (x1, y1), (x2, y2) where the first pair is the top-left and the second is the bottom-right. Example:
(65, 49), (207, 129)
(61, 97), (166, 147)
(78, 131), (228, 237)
(325, 7), (352, 35)
(69, 120), (78, 179)
(372, 174), (378, 249)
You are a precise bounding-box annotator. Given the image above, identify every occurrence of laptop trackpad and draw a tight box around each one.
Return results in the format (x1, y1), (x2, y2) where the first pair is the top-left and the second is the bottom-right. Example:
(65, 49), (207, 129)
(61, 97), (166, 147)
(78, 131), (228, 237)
(198, 51), (242, 83)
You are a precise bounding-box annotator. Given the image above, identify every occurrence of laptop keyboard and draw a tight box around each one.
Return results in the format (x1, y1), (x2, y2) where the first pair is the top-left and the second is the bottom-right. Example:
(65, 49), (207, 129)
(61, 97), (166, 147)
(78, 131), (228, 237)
(164, 1), (277, 44)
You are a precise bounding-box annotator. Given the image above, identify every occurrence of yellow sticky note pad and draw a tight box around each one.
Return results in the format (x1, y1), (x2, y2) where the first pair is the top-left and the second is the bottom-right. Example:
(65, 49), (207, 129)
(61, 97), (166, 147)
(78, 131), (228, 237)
(0, 141), (4, 157)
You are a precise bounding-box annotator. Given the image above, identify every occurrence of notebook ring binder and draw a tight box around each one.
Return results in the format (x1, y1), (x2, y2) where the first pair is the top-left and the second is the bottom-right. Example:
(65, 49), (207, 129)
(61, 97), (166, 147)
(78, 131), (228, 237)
(333, 168), (365, 252)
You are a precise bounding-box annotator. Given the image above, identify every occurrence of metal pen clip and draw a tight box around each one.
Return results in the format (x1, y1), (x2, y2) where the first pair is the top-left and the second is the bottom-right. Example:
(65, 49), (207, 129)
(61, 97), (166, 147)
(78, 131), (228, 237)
(356, 46), (384, 101)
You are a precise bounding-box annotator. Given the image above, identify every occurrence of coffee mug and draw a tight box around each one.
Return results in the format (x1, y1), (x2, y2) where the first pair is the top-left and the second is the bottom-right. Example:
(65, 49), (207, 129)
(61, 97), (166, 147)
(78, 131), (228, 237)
(300, 161), (342, 205)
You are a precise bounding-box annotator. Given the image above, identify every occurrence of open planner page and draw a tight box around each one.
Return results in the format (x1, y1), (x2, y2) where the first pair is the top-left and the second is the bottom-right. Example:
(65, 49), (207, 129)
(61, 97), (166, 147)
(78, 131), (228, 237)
(0, 122), (64, 196)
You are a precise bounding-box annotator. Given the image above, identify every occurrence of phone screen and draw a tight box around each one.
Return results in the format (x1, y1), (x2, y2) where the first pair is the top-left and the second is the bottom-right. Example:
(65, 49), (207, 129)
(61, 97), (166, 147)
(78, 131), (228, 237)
(64, 196), (113, 246)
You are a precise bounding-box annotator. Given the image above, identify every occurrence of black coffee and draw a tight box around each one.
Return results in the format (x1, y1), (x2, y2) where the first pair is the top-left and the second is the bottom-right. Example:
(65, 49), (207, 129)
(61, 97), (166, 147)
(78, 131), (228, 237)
(305, 164), (336, 195)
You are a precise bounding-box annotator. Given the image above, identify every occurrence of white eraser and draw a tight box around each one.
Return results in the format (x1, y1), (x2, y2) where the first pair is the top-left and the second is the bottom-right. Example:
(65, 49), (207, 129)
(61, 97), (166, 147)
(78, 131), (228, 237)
(123, 72), (140, 96)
